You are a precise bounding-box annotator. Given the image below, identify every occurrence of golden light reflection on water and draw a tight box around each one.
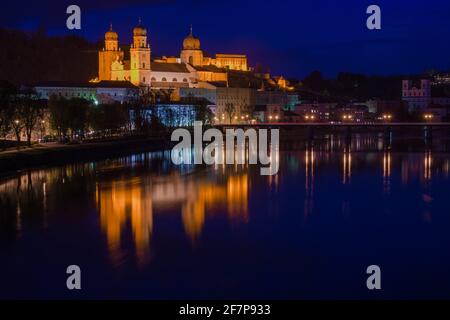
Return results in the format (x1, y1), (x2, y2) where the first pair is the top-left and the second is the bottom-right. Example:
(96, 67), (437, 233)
(1, 138), (450, 267)
(424, 151), (432, 181)
(342, 151), (352, 184)
(95, 171), (249, 266)
(383, 151), (391, 194)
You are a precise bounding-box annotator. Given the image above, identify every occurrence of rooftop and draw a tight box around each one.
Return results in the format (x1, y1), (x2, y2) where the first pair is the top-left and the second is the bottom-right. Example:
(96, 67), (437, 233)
(151, 62), (190, 73)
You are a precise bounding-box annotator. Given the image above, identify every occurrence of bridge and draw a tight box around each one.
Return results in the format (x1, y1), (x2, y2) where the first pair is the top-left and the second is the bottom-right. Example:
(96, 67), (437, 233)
(212, 122), (450, 148)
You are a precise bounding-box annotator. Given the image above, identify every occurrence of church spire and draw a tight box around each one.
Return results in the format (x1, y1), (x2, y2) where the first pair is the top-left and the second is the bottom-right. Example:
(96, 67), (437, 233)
(190, 24), (193, 36)
(109, 23), (113, 31)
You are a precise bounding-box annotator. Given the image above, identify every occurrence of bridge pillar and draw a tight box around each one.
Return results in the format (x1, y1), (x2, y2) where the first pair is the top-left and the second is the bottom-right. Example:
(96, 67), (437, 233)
(345, 126), (352, 149)
(384, 126), (392, 149)
(424, 125), (433, 147)
(307, 126), (315, 148)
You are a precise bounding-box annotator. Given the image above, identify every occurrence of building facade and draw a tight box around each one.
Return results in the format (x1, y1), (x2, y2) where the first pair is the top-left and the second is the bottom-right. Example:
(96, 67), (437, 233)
(34, 81), (139, 104)
(97, 22), (248, 89)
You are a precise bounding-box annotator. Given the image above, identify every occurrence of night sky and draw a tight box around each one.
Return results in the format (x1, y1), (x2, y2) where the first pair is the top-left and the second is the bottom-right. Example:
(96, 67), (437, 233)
(1, 0), (450, 78)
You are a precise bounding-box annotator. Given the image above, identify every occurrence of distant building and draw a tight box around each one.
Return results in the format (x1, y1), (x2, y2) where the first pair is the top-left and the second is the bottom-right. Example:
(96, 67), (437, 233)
(334, 105), (370, 123)
(402, 78), (450, 114)
(253, 104), (283, 123)
(294, 103), (335, 122)
(97, 22), (248, 88)
(130, 104), (198, 128)
(402, 79), (431, 112)
(34, 81), (139, 104)
(179, 87), (217, 105)
(216, 87), (256, 123)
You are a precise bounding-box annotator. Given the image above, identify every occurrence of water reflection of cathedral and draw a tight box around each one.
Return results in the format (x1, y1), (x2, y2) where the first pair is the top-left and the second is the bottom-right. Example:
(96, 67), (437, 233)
(95, 170), (249, 265)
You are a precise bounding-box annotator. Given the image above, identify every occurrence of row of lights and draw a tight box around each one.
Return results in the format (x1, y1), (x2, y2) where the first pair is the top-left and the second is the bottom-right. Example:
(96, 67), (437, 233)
(13, 120), (46, 125)
(212, 112), (435, 122)
(268, 115), (279, 121)
(342, 114), (354, 120)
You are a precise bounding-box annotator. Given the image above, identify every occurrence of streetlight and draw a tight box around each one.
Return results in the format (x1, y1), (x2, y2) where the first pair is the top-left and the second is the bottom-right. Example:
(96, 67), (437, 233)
(424, 113), (434, 121)
(382, 114), (393, 122)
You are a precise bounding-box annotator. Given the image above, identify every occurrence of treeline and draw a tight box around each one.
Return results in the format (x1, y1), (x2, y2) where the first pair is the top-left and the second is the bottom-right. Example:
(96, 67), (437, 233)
(300, 71), (405, 101)
(0, 83), (212, 147)
(0, 82), (46, 145)
(0, 28), (98, 84)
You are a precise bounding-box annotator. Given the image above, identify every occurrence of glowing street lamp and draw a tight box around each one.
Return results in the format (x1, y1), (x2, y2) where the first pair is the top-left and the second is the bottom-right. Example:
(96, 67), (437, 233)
(424, 113), (434, 121)
(14, 119), (19, 125)
(382, 114), (393, 122)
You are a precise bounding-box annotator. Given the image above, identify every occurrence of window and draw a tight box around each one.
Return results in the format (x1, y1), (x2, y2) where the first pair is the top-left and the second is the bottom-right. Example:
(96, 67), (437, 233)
(143, 63), (146, 68)
(189, 56), (193, 65)
(172, 78), (178, 82)
(183, 78), (188, 82)
(162, 77), (167, 82)
(143, 77), (146, 83)
(151, 77), (156, 81)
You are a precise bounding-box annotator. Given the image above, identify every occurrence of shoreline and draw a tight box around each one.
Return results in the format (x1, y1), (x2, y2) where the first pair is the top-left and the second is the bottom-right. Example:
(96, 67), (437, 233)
(0, 137), (173, 179)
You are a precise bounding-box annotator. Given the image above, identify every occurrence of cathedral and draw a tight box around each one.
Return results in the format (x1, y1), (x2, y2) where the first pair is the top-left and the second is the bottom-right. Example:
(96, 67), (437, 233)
(97, 20), (249, 89)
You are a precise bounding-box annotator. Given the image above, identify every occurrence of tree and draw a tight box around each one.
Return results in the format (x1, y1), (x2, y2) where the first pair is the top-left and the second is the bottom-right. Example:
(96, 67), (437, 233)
(10, 117), (24, 145)
(88, 103), (129, 135)
(48, 96), (90, 141)
(303, 71), (325, 92)
(194, 99), (213, 125)
(241, 104), (254, 123)
(16, 90), (45, 146)
(224, 102), (235, 124)
(49, 95), (70, 139)
(66, 98), (90, 139)
(0, 81), (16, 138)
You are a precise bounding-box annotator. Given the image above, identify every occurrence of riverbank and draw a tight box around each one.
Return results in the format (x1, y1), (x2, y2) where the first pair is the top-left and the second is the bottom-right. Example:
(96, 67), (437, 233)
(0, 136), (172, 178)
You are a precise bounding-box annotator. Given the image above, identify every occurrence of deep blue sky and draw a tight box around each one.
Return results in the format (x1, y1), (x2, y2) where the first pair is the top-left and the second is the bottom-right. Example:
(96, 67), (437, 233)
(1, 0), (450, 78)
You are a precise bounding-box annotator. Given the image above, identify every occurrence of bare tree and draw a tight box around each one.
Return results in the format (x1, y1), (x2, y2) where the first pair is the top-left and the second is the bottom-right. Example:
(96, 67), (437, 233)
(224, 102), (235, 124)
(17, 91), (45, 146)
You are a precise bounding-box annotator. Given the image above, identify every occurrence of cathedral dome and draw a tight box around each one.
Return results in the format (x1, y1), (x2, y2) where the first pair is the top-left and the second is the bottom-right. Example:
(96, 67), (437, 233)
(133, 18), (147, 36)
(183, 26), (200, 50)
(105, 24), (118, 40)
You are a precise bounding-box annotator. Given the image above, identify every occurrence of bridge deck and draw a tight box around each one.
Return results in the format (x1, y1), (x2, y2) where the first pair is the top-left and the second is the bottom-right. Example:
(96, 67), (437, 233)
(215, 122), (450, 128)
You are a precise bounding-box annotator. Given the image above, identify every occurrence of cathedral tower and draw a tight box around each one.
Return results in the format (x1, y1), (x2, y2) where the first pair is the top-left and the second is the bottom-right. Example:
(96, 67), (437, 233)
(98, 24), (124, 81)
(130, 18), (151, 86)
(180, 25), (204, 66)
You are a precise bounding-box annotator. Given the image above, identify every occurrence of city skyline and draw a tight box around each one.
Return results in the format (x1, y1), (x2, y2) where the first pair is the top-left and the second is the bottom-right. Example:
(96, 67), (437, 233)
(1, 0), (450, 78)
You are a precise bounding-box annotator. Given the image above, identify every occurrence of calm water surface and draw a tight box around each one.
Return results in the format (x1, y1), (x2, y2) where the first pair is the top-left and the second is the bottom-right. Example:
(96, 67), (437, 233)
(1, 134), (450, 299)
